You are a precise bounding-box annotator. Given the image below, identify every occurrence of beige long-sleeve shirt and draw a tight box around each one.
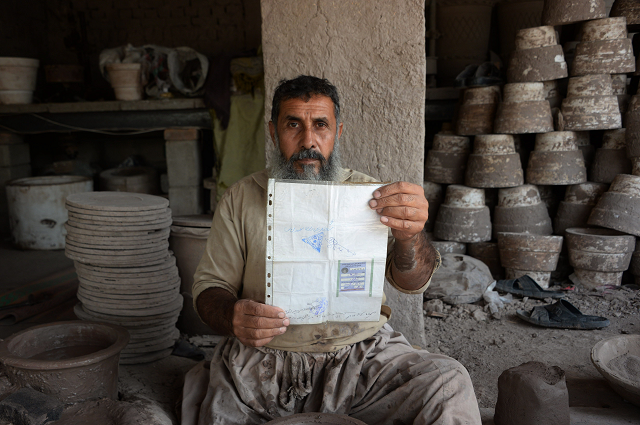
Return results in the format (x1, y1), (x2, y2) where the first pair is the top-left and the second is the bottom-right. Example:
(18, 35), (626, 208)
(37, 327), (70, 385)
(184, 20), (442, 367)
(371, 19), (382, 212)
(192, 168), (434, 352)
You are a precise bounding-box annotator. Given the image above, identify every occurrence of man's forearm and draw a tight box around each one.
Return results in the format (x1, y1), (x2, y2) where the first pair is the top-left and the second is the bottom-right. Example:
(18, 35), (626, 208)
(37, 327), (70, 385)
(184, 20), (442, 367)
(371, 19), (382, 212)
(391, 231), (438, 291)
(195, 287), (238, 336)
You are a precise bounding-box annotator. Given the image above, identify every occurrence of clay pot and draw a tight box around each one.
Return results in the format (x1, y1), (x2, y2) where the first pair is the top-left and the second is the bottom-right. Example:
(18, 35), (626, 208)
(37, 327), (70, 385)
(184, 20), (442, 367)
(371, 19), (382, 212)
(542, 0), (607, 26)
(456, 86), (501, 136)
(433, 185), (492, 243)
(105, 63), (143, 101)
(508, 26), (568, 83)
(493, 185), (553, 238)
(497, 0), (545, 62)
(465, 134), (524, 188)
(423, 181), (444, 232)
(590, 129), (632, 184)
(566, 227), (636, 288)
(424, 134), (471, 184)
(436, 0), (495, 86)
(589, 174), (640, 237)
(526, 132), (587, 185)
(468, 241), (505, 279)
(99, 166), (159, 194)
(625, 96), (640, 157)
(572, 18), (635, 76)
(0, 321), (129, 403)
(494, 83), (554, 134)
(611, 0), (640, 31)
(498, 232), (563, 288)
(561, 75), (622, 131)
(431, 240), (467, 254)
(554, 182), (609, 236)
(575, 131), (595, 168)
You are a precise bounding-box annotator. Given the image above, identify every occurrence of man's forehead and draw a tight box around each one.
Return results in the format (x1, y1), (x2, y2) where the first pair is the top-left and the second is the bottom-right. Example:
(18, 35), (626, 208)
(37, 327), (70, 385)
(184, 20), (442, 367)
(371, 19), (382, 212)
(278, 95), (336, 120)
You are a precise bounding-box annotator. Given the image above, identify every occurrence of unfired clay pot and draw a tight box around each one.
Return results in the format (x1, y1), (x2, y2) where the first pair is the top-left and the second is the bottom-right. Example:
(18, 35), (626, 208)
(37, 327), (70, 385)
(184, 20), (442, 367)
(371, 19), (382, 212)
(433, 185), (492, 243)
(498, 232), (563, 288)
(611, 0), (640, 30)
(561, 75), (622, 131)
(424, 133), (471, 184)
(493, 185), (553, 238)
(589, 174), (640, 237)
(465, 134), (524, 188)
(526, 131), (587, 185)
(456, 86), (501, 136)
(423, 181), (444, 232)
(468, 241), (504, 279)
(494, 83), (554, 134)
(431, 240), (467, 255)
(554, 182), (609, 236)
(566, 227), (636, 288)
(590, 129), (632, 184)
(508, 26), (568, 83)
(542, 0), (607, 26)
(625, 95), (640, 157)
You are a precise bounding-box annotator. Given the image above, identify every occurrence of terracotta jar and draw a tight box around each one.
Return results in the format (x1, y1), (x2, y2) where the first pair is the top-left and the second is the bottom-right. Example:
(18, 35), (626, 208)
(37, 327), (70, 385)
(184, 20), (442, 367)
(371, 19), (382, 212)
(465, 134), (524, 188)
(526, 131), (587, 185)
(494, 82), (554, 134)
(433, 185), (492, 243)
(508, 26), (568, 83)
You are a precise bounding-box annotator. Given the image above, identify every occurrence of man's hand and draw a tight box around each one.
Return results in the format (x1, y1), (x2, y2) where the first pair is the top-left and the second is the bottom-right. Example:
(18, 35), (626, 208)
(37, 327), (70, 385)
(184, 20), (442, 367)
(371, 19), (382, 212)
(232, 299), (289, 347)
(369, 181), (429, 240)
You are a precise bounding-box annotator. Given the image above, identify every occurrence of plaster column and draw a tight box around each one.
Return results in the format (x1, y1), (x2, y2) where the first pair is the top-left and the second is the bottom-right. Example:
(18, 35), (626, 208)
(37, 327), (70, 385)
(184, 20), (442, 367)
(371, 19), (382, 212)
(261, 0), (427, 346)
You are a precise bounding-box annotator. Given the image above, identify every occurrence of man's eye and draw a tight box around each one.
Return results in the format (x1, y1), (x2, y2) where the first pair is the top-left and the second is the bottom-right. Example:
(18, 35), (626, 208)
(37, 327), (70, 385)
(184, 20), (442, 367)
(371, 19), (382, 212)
(317, 122), (327, 128)
(288, 122), (298, 128)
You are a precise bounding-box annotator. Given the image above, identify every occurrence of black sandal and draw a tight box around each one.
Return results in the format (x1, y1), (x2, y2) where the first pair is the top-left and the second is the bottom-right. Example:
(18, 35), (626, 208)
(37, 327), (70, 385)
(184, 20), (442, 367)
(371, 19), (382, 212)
(516, 299), (610, 330)
(495, 275), (564, 299)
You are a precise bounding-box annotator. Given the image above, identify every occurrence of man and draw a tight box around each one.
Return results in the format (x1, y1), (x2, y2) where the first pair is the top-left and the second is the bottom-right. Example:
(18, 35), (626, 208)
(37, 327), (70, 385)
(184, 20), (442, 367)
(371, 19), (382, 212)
(183, 75), (481, 425)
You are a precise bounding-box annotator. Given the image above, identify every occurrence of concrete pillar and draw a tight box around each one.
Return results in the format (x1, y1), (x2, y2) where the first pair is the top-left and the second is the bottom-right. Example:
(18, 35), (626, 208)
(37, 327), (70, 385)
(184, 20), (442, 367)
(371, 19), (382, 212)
(261, 0), (427, 346)
(164, 128), (203, 216)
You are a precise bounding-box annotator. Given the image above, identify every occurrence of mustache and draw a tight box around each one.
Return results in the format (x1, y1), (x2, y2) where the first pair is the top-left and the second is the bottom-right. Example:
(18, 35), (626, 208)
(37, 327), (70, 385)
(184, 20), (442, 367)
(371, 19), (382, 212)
(289, 149), (327, 163)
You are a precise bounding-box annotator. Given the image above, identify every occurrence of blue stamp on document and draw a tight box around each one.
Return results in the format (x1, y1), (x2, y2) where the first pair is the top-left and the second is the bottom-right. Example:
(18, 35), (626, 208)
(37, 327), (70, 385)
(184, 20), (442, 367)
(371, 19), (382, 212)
(310, 297), (328, 316)
(339, 262), (367, 292)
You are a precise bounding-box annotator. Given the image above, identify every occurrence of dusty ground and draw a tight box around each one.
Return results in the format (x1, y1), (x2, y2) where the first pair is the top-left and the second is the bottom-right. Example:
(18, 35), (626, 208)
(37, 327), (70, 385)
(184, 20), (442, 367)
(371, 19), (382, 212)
(422, 280), (640, 409)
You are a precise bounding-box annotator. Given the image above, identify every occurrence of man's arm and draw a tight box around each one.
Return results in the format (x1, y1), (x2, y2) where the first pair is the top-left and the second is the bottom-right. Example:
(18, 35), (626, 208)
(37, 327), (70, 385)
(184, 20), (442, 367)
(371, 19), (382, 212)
(369, 181), (438, 291)
(196, 287), (289, 347)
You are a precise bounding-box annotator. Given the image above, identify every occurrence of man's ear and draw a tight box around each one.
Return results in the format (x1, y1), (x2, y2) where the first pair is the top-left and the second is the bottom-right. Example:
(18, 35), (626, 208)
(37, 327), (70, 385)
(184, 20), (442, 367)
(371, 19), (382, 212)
(337, 122), (343, 139)
(268, 121), (277, 147)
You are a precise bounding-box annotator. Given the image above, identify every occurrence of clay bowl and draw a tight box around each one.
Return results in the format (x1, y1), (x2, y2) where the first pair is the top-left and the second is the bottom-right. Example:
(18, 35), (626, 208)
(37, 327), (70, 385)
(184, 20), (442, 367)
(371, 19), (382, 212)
(264, 413), (367, 425)
(0, 321), (129, 403)
(591, 334), (640, 407)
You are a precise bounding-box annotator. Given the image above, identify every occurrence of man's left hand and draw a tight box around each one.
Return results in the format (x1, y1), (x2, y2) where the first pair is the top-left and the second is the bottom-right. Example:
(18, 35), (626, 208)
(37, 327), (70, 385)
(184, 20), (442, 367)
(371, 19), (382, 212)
(369, 182), (429, 241)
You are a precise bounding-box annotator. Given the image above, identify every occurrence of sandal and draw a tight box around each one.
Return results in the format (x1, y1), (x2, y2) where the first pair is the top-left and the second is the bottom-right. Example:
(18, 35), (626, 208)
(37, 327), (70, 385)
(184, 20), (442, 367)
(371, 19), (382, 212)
(495, 275), (564, 299)
(516, 299), (610, 330)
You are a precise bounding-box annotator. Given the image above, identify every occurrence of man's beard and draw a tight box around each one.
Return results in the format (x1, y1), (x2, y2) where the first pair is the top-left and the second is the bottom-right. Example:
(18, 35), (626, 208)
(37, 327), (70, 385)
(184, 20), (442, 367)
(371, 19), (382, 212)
(270, 133), (343, 181)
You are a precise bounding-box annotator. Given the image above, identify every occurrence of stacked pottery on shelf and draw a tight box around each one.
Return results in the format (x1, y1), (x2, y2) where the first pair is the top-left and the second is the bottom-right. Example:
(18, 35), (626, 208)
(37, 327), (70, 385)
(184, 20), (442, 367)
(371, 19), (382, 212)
(422, 182), (444, 233)
(611, 74), (630, 117)
(561, 74), (622, 131)
(565, 228), (636, 289)
(456, 86), (501, 136)
(590, 129), (632, 183)
(64, 192), (181, 364)
(554, 182), (609, 236)
(433, 185), (492, 243)
(430, 241), (467, 255)
(525, 131), (587, 185)
(626, 92), (640, 165)
(424, 133), (471, 184)
(494, 82), (554, 134)
(465, 134), (524, 188)
(610, 0), (640, 31)
(493, 185), (553, 238)
(497, 232), (563, 288)
(589, 174), (640, 238)
(507, 26), (568, 83)
(541, 0), (607, 26)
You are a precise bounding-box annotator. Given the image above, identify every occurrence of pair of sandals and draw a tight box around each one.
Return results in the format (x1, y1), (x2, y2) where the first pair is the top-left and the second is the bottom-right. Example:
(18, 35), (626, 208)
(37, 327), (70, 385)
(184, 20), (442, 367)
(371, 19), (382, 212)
(496, 275), (609, 330)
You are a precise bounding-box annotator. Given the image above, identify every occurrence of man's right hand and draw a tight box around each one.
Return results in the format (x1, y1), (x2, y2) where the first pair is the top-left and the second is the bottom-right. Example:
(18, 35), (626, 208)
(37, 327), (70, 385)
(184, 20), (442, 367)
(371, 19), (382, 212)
(232, 299), (289, 347)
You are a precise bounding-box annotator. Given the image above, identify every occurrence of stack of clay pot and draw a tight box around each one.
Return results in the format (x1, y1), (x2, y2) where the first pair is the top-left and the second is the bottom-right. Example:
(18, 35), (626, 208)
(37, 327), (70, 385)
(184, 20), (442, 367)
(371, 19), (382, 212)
(526, 131), (587, 185)
(566, 228), (636, 289)
(626, 94), (640, 162)
(64, 192), (181, 364)
(494, 82), (554, 134)
(554, 182), (609, 236)
(493, 185), (553, 238)
(571, 17), (635, 77)
(575, 131), (595, 168)
(612, 74), (630, 117)
(433, 185), (491, 243)
(423, 181), (443, 233)
(424, 133), (471, 184)
(468, 242), (504, 279)
(590, 129), (632, 183)
(498, 232), (563, 288)
(611, 0), (640, 31)
(589, 174), (640, 238)
(561, 74), (622, 131)
(542, 0), (607, 26)
(465, 134), (524, 188)
(430, 241), (467, 255)
(456, 86), (501, 136)
(507, 26), (568, 83)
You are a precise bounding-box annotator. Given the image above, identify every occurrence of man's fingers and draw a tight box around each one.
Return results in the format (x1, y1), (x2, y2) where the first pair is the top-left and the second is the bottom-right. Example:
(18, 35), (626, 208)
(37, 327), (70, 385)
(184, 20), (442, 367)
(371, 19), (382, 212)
(376, 205), (427, 222)
(237, 299), (286, 318)
(380, 215), (419, 232)
(370, 193), (422, 209)
(373, 181), (423, 199)
(237, 315), (290, 330)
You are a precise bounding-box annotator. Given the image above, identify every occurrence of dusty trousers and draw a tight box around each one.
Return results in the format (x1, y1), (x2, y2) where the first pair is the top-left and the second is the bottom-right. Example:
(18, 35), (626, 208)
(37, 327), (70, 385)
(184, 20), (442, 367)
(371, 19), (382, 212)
(181, 324), (481, 425)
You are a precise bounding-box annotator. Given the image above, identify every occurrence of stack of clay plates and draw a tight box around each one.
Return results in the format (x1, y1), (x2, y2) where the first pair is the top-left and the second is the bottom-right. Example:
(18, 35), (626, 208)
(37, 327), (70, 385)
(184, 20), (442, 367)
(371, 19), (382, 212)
(64, 192), (181, 364)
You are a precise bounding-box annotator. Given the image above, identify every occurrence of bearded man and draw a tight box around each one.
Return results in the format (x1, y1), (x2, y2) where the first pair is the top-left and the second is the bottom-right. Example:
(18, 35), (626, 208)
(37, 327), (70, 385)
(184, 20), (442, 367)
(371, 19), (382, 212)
(182, 75), (481, 425)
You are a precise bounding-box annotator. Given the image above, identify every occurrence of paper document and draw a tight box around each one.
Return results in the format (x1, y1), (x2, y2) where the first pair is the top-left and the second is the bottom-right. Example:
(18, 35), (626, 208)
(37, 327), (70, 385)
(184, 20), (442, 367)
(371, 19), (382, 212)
(265, 178), (389, 325)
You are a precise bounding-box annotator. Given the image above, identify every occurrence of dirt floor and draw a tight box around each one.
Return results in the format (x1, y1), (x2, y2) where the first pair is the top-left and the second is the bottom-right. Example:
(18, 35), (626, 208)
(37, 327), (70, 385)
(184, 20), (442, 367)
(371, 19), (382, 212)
(422, 279), (640, 409)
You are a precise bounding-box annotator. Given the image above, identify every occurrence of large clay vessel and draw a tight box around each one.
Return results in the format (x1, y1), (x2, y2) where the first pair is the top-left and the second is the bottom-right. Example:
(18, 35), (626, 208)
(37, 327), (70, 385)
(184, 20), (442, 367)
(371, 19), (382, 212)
(554, 182), (609, 236)
(589, 174), (640, 237)
(498, 232), (563, 288)
(590, 129), (632, 184)
(424, 133), (471, 184)
(465, 134), (524, 188)
(507, 26), (568, 83)
(566, 227), (636, 289)
(433, 185), (492, 243)
(571, 18), (635, 76)
(526, 131), (587, 185)
(456, 86), (501, 136)
(494, 83), (554, 134)
(542, 0), (607, 26)
(561, 74), (622, 131)
(493, 184), (553, 238)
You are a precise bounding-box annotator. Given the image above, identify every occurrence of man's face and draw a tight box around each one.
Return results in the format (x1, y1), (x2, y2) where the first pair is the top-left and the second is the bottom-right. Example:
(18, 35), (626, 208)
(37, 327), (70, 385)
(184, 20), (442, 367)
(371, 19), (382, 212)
(269, 95), (343, 179)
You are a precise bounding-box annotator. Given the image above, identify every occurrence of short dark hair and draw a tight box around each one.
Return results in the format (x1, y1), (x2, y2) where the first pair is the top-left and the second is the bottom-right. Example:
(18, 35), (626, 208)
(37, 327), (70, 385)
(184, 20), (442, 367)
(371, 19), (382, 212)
(270, 75), (341, 125)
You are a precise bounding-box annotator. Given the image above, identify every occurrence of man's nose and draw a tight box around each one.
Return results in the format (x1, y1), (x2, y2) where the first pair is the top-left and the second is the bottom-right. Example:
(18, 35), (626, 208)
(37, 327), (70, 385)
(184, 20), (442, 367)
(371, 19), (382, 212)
(299, 128), (316, 150)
